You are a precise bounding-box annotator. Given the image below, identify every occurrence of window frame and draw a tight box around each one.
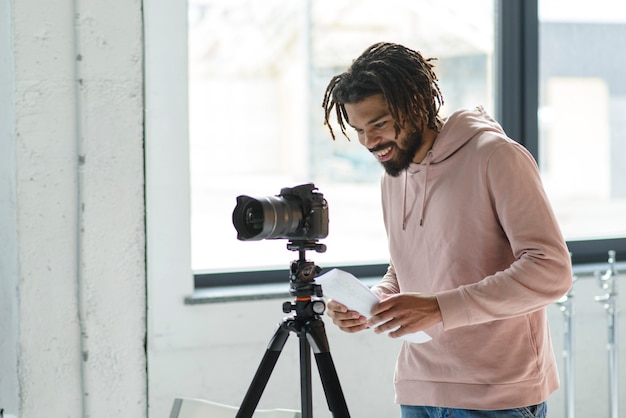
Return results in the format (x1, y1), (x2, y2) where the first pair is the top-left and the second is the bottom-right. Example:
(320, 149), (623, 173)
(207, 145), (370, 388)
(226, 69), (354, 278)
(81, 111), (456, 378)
(194, 0), (625, 288)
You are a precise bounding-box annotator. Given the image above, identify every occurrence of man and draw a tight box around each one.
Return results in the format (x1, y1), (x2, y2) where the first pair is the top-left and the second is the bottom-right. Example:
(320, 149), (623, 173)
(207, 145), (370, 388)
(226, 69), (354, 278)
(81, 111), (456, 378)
(322, 42), (572, 418)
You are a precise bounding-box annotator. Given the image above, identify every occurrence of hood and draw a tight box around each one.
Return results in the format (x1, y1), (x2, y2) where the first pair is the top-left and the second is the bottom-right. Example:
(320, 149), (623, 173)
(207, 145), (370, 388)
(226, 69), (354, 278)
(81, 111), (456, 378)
(402, 106), (506, 228)
(409, 106), (505, 173)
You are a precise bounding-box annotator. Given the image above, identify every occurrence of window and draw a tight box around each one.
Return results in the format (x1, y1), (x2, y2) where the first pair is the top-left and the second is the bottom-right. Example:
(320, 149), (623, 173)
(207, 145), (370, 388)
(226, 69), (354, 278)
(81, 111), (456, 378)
(189, 0), (495, 281)
(538, 0), (626, 262)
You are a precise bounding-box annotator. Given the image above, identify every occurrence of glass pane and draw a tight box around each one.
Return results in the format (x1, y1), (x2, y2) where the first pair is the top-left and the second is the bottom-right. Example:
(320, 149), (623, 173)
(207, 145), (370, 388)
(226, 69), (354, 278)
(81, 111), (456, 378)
(539, 0), (626, 240)
(189, 0), (495, 272)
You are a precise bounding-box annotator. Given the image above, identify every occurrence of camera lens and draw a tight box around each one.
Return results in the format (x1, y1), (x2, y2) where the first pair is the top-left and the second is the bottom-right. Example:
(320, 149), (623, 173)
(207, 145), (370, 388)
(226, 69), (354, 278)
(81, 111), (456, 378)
(235, 198), (264, 238)
(232, 195), (303, 240)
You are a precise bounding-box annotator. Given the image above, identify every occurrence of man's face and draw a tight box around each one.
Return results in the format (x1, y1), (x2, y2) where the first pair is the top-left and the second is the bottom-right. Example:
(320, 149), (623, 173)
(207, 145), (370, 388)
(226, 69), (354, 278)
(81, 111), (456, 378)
(344, 94), (424, 177)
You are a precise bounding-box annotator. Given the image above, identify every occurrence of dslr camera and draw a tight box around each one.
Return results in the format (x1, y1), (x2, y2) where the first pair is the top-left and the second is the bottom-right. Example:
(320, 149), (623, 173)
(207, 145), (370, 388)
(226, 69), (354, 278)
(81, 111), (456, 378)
(232, 183), (329, 242)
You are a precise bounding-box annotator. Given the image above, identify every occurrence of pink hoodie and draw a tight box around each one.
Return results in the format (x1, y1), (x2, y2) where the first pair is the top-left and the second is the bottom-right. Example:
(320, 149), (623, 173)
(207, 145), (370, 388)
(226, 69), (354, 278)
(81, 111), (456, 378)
(373, 106), (572, 409)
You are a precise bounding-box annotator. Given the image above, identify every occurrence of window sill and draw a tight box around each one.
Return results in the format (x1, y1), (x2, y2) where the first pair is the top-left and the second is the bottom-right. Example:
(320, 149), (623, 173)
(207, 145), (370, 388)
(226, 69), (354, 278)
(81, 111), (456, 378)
(185, 262), (624, 305)
(185, 282), (292, 304)
(185, 277), (381, 305)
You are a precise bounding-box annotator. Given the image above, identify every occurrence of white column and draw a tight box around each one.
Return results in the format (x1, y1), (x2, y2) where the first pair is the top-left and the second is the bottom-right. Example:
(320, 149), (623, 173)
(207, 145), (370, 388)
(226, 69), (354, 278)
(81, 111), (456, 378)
(0, 0), (147, 416)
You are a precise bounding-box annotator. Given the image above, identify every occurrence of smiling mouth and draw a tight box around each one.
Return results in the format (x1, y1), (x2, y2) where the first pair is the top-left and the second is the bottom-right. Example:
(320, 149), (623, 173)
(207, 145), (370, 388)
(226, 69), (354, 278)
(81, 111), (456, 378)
(372, 145), (393, 161)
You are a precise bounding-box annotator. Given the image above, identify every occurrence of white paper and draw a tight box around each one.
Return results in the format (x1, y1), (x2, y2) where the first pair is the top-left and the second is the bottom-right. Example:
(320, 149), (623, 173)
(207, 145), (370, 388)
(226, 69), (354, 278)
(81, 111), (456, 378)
(316, 268), (431, 344)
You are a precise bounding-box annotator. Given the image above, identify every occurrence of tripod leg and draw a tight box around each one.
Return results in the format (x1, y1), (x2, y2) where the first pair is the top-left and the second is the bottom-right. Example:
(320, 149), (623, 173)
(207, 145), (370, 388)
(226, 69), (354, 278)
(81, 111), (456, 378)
(306, 318), (350, 418)
(299, 333), (313, 418)
(237, 322), (291, 418)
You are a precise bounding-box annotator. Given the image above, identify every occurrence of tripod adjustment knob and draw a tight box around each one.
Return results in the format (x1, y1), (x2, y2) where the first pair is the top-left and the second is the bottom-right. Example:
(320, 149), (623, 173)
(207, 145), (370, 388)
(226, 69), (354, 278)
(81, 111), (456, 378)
(312, 300), (326, 315)
(282, 301), (294, 313)
(313, 283), (323, 297)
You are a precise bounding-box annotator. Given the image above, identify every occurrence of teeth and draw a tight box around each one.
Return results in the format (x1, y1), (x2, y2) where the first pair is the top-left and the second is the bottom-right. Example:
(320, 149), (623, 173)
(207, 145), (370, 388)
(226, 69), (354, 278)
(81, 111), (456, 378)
(374, 146), (392, 157)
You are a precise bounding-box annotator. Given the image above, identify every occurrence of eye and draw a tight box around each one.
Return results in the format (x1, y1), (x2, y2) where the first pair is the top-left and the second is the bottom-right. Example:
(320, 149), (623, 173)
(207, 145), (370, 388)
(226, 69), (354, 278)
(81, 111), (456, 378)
(374, 120), (387, 129)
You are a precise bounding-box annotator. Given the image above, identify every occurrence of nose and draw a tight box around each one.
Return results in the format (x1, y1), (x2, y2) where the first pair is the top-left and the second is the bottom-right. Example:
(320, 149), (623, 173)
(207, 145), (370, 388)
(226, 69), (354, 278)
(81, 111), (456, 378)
(360, 130), (380, 150)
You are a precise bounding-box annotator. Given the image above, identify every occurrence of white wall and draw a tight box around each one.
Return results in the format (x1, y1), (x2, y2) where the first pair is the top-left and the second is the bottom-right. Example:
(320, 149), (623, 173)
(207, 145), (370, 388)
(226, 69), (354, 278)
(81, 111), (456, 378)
(0, 0), (146, 417)
(147, 273), (626, 418)
(0, 0), (19, 411)
(148, 295), (402, 417)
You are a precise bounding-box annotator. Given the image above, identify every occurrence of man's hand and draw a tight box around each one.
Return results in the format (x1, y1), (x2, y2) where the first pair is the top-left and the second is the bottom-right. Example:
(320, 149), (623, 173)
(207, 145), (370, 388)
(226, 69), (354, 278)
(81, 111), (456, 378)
(368, 293), (442, 338)
(326, 299), (368, 333)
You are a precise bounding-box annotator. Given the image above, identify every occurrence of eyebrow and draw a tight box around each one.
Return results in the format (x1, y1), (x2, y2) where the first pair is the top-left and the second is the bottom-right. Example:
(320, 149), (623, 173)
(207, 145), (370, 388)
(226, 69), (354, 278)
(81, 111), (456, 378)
(348, 112), (390, 130)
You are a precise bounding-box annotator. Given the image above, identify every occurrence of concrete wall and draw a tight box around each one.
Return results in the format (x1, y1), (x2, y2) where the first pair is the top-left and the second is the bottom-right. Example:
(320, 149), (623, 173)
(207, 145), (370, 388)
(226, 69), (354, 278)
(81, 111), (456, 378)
(0, 0), (146, 417)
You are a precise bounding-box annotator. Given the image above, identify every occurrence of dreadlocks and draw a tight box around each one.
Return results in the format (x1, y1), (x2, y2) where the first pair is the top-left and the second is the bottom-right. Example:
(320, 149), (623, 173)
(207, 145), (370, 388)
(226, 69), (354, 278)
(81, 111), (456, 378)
(322, 42), (444, 141)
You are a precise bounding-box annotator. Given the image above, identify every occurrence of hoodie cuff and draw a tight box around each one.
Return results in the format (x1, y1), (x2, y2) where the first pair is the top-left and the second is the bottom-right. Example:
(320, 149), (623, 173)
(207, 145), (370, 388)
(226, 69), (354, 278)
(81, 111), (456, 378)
(436, 288), (470, 330)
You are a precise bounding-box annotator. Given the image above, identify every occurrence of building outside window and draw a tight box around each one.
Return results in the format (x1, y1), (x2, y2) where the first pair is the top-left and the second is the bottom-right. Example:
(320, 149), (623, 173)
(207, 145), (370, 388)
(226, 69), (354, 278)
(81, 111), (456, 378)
(538, 0), (626, 242)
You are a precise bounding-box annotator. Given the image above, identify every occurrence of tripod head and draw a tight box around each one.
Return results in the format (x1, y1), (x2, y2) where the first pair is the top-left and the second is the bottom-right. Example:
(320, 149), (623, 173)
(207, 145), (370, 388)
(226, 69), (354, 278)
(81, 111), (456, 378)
(283, 240), (327, 317)
(286, 240), (325, 296)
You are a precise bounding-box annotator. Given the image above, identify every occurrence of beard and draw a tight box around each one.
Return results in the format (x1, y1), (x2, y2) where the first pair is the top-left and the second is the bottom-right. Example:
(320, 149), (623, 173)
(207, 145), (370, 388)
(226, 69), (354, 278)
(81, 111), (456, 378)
(381, 129), (424, 177)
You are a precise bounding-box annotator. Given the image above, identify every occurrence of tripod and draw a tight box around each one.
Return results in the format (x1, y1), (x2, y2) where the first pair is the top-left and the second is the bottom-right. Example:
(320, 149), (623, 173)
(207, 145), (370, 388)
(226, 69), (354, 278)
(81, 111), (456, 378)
(236, 241), (350, 418)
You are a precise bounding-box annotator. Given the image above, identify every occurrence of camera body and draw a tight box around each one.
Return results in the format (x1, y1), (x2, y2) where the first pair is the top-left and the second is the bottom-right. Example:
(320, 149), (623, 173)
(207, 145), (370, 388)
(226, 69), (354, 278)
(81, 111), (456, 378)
(232, 183), (329, 241)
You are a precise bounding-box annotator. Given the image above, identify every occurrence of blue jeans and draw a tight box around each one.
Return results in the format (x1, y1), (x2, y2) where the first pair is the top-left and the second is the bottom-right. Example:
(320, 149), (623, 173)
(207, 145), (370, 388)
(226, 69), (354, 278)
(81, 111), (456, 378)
(400, 402), (547, 418)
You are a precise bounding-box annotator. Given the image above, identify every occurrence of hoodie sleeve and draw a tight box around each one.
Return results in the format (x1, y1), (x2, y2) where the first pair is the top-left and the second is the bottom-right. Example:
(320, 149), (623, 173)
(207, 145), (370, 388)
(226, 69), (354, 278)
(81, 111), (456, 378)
(436, 142), (573, 330)
(371, 259), (401, 297)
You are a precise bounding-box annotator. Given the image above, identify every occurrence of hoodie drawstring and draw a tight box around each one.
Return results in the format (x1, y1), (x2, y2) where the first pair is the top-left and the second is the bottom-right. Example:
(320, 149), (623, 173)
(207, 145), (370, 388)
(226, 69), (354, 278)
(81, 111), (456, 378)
(419, 151), (433, 226)
(402, 171), (408, 230)
(402, 150), (433, 230)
